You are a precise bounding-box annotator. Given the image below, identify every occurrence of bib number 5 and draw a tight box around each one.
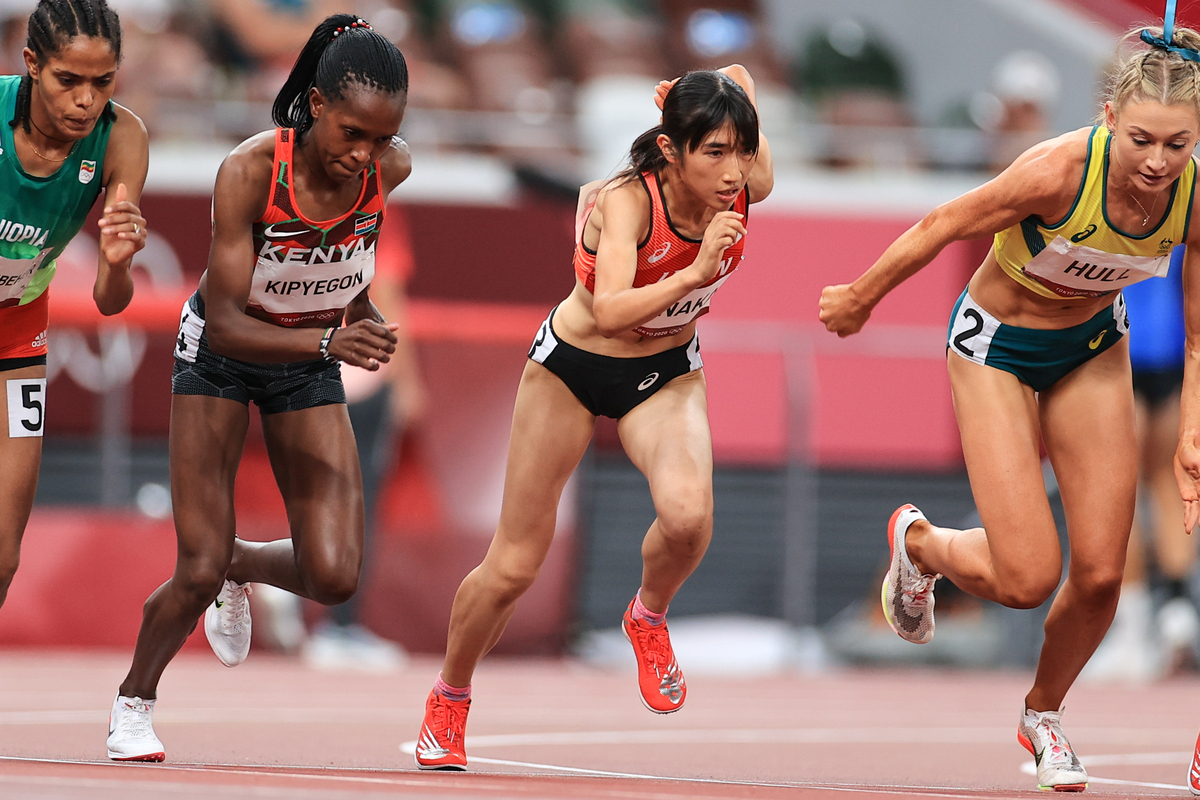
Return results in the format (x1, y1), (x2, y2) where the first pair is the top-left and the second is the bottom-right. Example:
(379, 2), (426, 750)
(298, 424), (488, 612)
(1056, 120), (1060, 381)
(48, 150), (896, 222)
(7, 378), (46, 438)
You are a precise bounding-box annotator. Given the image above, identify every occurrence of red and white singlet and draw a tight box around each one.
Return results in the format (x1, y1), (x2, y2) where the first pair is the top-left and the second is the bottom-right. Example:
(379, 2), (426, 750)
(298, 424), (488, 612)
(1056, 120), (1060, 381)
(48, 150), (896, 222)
(573, 170), (749, 337)
(248, 128), (386, 327)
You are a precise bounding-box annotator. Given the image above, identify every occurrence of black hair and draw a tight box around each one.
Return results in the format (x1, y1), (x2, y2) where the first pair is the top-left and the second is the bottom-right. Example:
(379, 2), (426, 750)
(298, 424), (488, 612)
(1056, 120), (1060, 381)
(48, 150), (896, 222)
(12, 0), (122, 134)
(615, 71), (759, 185)
(272, 14), (409, 137)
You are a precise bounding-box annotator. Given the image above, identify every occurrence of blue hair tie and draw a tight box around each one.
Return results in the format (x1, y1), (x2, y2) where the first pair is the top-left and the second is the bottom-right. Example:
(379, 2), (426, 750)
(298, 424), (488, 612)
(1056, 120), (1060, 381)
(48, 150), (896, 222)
(1143, 0), (1200, 62)
(1141, 28), (1200, 62)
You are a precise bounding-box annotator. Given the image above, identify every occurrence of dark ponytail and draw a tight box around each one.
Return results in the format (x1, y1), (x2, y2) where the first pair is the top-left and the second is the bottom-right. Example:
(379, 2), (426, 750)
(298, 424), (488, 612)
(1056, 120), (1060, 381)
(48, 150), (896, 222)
(614, 71), (759, 185)
(272, 14), (409, 137)
(13, 0), (122, 134)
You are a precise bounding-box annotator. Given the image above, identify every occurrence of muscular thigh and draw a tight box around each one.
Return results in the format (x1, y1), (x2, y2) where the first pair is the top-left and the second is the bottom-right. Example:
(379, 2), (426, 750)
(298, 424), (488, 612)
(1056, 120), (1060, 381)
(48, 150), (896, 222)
(1038, 340), (1136, 569)
(491, 361), (596, 560)
(948, 353), (1059, 568)
(0, 364), (47, 545)
(618, 370), (712, 510)
(261, 403), (362, 527)
(169, 393), (250, 560)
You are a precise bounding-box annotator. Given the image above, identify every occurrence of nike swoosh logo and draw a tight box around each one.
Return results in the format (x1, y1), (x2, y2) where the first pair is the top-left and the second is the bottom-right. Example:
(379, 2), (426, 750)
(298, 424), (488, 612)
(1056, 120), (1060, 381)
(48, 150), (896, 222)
(214, 600), (225, 609)
(1088, 331), (1105, 350)
(890, 582), (926, 634)
(262, 224), (310, 240)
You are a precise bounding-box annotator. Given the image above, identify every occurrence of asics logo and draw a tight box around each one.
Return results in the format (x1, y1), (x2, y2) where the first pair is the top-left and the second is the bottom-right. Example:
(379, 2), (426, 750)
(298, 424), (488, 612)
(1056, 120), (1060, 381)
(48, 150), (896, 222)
(638, 373), (659, 391)
(1070, 224), (1097, 243)
(647, 243), (671, 263)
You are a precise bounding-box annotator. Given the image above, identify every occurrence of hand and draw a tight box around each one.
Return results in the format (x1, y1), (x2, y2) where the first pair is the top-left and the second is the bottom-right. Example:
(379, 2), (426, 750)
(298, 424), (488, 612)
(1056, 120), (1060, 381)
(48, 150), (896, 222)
(327, 320), (399, 370)
(819, 283), (872, 337)
(654, 78), (678, 112)
(98, 183), (146, 266)
(1175, 438), (1200, 534)
(687, 210), (745, 285)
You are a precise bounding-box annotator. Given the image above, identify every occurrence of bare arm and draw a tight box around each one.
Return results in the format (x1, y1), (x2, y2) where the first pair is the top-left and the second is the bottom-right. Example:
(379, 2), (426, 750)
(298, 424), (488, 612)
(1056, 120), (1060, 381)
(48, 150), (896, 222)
(1175, 165), (1200, 531)
(590, 182), (744, 337)
(818, 132), (1085, 337)
(93, 105), (148, 315)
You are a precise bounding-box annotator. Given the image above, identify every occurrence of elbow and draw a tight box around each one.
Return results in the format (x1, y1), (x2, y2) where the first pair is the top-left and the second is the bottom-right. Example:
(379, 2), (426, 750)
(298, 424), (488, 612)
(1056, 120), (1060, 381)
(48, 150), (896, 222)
(591, 303), (624, 338)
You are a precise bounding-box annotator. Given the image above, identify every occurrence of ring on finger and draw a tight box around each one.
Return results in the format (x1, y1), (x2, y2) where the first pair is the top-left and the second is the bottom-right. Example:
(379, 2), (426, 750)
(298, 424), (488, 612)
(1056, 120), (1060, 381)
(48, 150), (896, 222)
(133, 223), (140, 234)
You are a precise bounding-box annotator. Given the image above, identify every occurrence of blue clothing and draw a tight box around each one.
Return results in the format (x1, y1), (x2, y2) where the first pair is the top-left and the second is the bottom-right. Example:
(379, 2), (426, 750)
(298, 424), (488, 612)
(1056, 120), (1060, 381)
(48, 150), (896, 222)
(1124, 245), (1186, 371)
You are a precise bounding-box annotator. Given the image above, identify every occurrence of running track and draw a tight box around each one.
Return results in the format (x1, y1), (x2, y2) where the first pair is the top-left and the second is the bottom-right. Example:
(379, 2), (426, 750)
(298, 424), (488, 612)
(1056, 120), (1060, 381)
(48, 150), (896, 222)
(0, 650), (1195, 798)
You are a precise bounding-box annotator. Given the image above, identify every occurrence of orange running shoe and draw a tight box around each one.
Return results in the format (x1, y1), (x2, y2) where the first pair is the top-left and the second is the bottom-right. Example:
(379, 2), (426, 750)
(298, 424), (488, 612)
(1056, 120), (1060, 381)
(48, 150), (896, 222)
(414, 689), (469, 770)
(622, 598), (686, 713)
(1188, 728), (1200, 795)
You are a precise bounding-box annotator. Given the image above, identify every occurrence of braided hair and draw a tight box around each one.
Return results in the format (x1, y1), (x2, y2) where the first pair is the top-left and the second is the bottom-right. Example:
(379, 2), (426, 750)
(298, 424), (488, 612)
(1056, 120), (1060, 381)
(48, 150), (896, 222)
(12, 0), (122, 134)
(614, 71), (759, 186)
(272, 14), (408, 137)
(1106, 24), (1200, 121)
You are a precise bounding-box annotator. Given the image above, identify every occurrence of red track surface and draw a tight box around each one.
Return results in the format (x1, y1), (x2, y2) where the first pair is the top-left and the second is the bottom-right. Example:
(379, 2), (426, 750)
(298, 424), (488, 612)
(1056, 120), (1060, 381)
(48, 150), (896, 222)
(0, 650), (1194, 799)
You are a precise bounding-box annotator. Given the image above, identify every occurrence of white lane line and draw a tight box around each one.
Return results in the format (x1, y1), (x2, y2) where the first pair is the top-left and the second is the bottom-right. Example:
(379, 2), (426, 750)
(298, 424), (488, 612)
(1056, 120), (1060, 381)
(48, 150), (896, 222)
(0, 754), (1065, 800)
(1018, 755), (1188, 792)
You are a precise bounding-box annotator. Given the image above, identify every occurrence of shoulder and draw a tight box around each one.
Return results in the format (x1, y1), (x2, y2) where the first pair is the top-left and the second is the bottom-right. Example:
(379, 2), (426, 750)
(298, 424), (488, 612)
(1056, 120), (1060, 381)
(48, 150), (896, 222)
(595, 175), (651, 220)
(217, 129), (277, 187)
(379, 136), (412, 194)
(102, 103), (148, 164)
(975, 126), (1093, 218)
(106, 103), (148, 148)
(212, 130), (276, 219)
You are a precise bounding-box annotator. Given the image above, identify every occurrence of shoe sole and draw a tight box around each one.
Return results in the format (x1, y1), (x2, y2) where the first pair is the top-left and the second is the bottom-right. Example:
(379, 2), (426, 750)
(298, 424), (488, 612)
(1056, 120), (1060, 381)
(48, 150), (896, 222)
(1019, 730), (1087, 793)
(622, 621), (684, 715)
(415, 761), (467, 771)
(108, 750), (165, 762)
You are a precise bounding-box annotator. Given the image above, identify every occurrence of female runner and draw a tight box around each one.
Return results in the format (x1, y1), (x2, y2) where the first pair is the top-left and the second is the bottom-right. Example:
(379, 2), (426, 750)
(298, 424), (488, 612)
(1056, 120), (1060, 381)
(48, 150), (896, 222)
(413, 64), (773, 771)
(820, 17), (1200, 793)
(0, 0), (147, 609)
(106, 14), (410, 761)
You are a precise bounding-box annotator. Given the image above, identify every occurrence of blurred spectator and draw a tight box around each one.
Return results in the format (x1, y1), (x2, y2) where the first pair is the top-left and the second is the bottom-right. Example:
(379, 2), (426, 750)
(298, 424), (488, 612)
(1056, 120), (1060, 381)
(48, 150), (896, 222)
(658, 0), (783, 85)
(1086, 249), (1200, 682)
(986, 51), (1059, 172)
(795, 17), (916, 169)
(562, 0), (665, 179)
(109, 0), (217, 141)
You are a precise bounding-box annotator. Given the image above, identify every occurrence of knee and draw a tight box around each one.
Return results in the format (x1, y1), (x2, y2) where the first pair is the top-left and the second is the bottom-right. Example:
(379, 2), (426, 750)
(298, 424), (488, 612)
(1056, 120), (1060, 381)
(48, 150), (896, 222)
(1068, 563), (1124, 605)
(303, 560), (360, 606)
(996, 570), (1061, 610)
(655, 491), (713, 552)
(485, 558), (541, 606)
(172, 558), (229, 611)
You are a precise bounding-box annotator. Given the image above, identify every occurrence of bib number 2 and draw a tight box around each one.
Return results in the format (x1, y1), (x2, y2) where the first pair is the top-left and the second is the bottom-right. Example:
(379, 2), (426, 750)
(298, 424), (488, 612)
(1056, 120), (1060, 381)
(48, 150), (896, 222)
(7, 378), (46, 438)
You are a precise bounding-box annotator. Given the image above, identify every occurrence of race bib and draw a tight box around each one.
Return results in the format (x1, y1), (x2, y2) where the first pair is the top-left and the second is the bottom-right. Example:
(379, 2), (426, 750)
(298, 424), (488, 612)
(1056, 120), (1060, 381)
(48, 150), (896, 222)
(7, 378), (46, 438)
(0, 250), (51, 303)
(1022, 236), (1169, 298)
(635, 272), (733, 337)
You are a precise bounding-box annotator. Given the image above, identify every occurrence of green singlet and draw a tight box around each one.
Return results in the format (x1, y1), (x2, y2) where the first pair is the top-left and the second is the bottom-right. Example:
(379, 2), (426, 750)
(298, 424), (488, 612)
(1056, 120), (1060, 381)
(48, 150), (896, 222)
(0, 74), (113, 308)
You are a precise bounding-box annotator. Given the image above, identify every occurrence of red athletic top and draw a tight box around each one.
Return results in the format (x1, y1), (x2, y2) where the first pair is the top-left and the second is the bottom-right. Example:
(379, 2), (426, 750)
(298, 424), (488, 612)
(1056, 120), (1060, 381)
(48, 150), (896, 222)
(247, 128), (386, 327)
(573, 170), (749, 337)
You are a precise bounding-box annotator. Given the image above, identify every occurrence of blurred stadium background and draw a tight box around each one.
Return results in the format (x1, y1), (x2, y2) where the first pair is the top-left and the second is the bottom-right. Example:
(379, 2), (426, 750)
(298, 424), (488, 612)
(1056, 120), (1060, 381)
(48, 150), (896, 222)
(1, 0), (1194, 681)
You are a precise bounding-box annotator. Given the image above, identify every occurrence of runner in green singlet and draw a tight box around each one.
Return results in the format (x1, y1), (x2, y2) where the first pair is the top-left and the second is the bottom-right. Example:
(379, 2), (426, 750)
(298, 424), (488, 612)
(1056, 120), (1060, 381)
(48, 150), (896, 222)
(0, 0), (148, 613)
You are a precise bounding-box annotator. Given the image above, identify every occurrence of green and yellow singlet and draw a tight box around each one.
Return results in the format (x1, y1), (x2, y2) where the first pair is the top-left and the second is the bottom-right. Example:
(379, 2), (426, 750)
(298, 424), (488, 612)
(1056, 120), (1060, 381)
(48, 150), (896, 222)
(993, 125), (1195, 299)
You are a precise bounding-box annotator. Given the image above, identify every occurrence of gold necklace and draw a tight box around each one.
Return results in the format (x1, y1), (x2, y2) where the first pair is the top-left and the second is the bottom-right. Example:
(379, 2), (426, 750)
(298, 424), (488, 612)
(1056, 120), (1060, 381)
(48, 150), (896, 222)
(1118, 182), (1159, 227)
(21, 126), (75, 163)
